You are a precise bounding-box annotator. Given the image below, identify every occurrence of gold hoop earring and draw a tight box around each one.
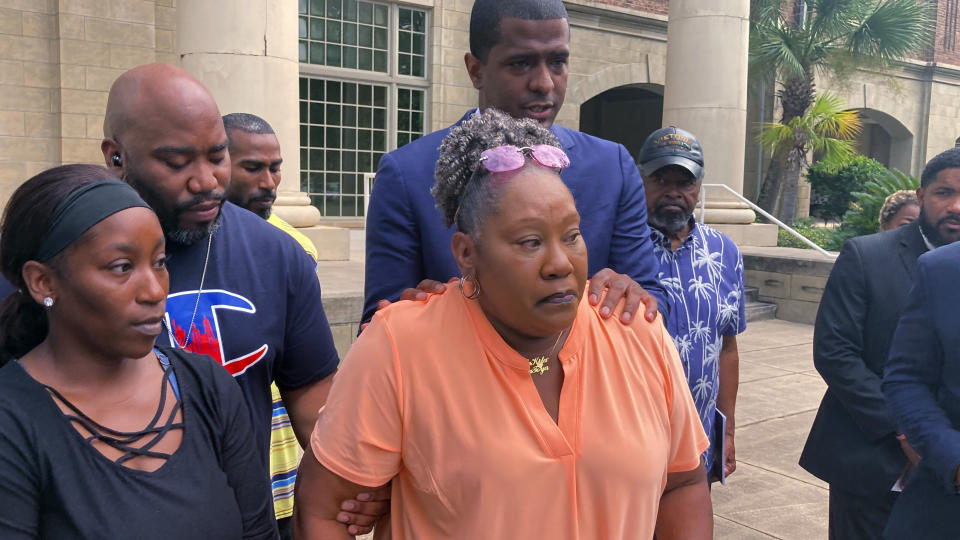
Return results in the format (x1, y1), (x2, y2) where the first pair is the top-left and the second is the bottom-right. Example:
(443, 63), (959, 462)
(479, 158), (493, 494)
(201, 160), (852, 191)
(459, 274), (481, 300)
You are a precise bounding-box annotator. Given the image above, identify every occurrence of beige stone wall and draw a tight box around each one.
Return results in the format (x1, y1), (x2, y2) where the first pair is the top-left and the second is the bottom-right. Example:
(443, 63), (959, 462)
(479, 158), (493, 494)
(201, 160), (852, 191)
(427, 0), (473, 131)
(0, 0), (60, 205)
(742, 247), (834, 325)
(0, 0), (176, 204)
(818, 67), (929, 176)
(561, 4), (667, 130)
(925, 69), (960, 161)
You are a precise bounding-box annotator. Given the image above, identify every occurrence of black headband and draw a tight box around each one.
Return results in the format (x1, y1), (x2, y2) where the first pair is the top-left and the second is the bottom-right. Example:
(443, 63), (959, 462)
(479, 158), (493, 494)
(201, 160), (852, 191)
(35, 180), (152, 262)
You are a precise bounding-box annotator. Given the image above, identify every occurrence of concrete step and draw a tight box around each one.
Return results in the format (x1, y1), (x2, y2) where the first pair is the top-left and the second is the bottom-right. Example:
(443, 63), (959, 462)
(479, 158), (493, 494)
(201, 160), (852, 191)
(745, 300), (778, 323)
(745, 286), (760, 303)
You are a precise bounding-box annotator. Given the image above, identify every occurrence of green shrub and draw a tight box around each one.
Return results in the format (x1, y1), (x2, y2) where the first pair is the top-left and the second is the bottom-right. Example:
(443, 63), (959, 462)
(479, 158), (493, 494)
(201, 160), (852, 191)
(777, 223), (846, 251)
(806, 156), (886, 221)
(774, 166), (921, 251)
(840, 168), (920, 237)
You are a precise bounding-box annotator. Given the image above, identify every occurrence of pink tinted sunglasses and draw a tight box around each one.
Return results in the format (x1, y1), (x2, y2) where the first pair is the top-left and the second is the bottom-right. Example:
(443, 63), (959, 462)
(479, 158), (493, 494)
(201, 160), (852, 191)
(453, 145), (571, 228)
(478, 145), (571, 173)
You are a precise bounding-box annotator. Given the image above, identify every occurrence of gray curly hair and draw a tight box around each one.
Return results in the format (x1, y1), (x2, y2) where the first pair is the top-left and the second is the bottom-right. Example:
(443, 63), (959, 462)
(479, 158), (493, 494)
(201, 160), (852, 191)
(431, 108), (564, 235)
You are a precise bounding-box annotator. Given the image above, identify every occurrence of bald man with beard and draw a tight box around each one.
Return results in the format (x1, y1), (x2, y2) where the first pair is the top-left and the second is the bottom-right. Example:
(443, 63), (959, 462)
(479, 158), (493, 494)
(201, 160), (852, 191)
(101, 63), (386, 538)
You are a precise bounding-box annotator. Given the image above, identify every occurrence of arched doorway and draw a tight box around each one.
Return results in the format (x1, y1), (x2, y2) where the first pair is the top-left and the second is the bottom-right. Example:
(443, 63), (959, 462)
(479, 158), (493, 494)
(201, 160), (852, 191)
(851, 108), (913, 173)
(579, 84), (664, 158)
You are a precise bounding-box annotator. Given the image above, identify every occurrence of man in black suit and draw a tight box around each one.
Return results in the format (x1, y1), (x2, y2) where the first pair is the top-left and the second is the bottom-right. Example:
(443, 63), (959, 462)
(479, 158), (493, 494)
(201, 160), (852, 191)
(800, 147), (960, 539)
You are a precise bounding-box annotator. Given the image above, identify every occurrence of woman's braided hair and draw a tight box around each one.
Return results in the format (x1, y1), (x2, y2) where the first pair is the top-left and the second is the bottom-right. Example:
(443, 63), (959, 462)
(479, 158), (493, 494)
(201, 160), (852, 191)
(879, 189), (919, 228)
(431, 108), (562, 235)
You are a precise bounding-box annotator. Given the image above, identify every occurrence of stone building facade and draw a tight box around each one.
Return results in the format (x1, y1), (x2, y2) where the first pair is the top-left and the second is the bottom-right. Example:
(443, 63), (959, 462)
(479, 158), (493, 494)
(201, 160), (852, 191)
(2, 0), (959, 229)
(0, 0), (176, 205)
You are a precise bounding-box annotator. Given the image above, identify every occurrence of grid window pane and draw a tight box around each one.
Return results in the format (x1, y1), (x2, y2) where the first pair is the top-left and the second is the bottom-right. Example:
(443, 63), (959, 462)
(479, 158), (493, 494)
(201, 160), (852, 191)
(374, 4), (388, 25)
(300, 0), (388, 73)
(299, 5), (430, 218)
(344, 23), (357, 45)
(396, 87), (426, 149)
(301, 76), (389, 217)
(397, 8), (427, 77)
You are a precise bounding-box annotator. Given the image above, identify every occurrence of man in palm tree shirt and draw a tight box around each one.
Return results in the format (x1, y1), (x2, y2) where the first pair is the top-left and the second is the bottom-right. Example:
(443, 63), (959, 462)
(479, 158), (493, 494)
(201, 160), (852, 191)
(637, 126), (746, 483)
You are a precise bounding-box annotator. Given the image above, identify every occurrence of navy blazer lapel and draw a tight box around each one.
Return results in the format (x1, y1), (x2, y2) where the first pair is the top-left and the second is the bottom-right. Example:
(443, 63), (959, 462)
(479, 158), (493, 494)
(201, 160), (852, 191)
(897, 221), (928, 278)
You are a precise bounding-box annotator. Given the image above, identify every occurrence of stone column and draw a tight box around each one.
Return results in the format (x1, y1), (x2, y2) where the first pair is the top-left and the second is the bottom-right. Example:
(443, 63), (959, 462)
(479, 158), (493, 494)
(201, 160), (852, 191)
(663, 0), (776, 246)
(177, 0), (349, 259)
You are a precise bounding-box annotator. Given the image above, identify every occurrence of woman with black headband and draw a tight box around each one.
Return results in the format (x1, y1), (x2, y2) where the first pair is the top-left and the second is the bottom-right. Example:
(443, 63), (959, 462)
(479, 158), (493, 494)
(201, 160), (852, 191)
(294, 109), (712, 539)
(0, 164), (277, 539)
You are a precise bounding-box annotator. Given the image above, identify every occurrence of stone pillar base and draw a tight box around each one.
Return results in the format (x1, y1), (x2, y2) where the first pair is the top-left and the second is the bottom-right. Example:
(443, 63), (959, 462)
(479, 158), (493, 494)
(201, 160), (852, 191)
(299, 226), (351, 261)
(271, 192), (351, 261)
(273, 192), (322, 227)
(707, 223), (778, 247)
(695, 199), (757, 225)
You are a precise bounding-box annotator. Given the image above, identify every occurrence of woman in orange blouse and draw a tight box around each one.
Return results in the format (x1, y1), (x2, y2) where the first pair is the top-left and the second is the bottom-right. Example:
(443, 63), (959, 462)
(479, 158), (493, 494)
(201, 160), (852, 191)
(294, 109), (712, 539)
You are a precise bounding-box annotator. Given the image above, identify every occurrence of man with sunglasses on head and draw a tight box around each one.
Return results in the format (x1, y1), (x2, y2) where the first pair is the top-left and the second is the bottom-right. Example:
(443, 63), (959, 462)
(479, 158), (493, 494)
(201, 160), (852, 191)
(637, 127), (746, 486)
(363, 0), (665, 329)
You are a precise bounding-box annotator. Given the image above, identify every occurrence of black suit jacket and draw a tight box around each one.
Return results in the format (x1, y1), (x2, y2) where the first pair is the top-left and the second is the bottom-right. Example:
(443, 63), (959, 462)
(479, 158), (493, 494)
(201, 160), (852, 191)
(799, 221), (928, 496)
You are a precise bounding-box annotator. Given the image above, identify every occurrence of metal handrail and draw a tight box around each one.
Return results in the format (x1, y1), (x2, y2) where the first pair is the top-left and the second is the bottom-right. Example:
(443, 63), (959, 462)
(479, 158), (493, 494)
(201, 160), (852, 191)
(699, 183), (837, 259)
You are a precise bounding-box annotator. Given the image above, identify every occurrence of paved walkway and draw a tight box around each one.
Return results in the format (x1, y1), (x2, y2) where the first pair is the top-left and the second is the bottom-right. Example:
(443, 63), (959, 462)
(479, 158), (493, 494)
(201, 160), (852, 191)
(714, 319), (827, 539)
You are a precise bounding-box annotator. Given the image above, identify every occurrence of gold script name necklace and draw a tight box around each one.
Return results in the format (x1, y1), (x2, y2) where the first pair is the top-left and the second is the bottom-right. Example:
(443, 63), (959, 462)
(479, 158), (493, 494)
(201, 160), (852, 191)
(529, 329), (567, 376)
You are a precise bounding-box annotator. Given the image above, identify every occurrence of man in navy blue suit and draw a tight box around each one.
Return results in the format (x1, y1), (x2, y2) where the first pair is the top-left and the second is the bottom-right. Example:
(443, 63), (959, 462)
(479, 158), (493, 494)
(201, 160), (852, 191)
(363, 0), (665, 328)
(882, 160), (960, 540)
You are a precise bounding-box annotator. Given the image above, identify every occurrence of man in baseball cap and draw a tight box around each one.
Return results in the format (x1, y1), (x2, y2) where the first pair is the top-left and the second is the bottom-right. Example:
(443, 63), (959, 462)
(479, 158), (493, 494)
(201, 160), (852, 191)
(638, 126), (745, 484)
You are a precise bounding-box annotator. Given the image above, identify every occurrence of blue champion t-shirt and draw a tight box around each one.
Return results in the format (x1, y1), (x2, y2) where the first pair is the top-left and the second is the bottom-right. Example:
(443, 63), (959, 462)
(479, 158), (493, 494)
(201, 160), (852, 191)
(158, 202), (339, 468)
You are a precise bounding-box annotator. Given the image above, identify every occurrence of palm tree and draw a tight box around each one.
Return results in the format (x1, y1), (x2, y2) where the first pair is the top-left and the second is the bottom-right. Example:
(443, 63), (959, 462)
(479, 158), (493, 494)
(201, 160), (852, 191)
(757, 93), (862, 224)
(750, 0), (932, 220)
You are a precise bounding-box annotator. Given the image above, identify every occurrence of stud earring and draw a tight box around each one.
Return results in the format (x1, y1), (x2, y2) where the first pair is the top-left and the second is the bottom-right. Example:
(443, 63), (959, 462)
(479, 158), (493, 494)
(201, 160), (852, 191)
(43, 297), (54, 308)
(112, 153), (122, 166)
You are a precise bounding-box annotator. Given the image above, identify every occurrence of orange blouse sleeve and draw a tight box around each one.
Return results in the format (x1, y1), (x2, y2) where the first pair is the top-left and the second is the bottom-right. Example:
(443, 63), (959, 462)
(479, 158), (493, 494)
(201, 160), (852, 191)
(310, 313), (404, 488)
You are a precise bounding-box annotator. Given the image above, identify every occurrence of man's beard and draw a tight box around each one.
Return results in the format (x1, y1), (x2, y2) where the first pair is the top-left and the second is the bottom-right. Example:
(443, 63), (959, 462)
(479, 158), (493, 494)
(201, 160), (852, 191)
(125, 170), (225, 246)
(649, 201), (693, 236)
(246, 189), (276, 220)
(918, 207), (960, 248)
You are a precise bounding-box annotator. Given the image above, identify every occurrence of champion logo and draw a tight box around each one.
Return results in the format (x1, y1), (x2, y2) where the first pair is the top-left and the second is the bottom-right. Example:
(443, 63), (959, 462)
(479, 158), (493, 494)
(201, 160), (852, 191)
(164, 289), (269, 377)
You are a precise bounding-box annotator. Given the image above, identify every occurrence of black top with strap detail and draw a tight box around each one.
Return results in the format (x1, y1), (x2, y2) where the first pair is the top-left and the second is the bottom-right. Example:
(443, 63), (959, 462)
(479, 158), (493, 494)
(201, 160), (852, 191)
(41, 350), (184, 466)
(0, 347), (278, 540)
